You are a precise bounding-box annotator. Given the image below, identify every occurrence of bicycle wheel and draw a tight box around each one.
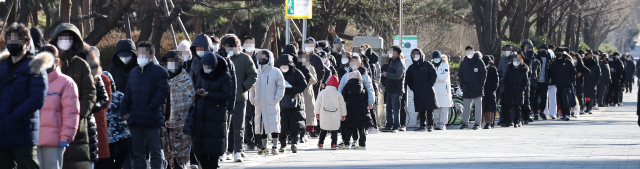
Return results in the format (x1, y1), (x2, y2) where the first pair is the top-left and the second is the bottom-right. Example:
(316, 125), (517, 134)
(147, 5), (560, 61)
(447, 99), (464, 125)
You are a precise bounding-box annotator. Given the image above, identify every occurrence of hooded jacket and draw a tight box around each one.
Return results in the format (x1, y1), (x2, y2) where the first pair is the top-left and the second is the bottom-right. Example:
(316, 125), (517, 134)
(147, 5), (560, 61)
(458, 52), (487, 98)
(190, 34), (237, 110)
(574, 60), (591, 94)
(274, 54), (308, 132)
(39, 55), (80, 147)
(187, 53), (232, 156)
(108, 39), (138, 92)
(406, 49), (439, 111)
(525, 53), (541, 88)
(599, 60), (612, 85)
(315, 75), (347, 130)
(103, 71), (131, 144)
(583, 57), (601, 98)
(120, 57), (170, 128)
(609, 58), (625, 84)
(249, 50), (285, 134)
(503, 63), (530, 105)
(51, 23), (97, 168)
(342, 75), (373, 129)
(482, 55), (499, 112)
(0, 51), (49, 148)
(549, 54), (577, 88)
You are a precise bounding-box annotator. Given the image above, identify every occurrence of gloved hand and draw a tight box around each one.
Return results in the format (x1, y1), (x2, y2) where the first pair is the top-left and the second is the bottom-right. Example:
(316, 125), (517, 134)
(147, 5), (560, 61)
(60, 142), (69, 147)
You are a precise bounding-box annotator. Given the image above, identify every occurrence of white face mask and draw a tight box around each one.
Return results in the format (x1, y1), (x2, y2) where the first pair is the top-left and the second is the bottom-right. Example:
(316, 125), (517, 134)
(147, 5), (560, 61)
(167, 62), (177, 72)
(341, 58), (349, 64)
(280, 66), (289, 73)
(227, 51), (234, 57)
(244, 44), (255, 52)
(120, 56), (132, 64)
(197, 51), (206, 57)
(57, 40), (73, 51)
(465, 51), (474, 58)
(316, 47), (323, 51)
(433, 58), (441, 63)
(204, 68), (212, 73)
(413, 55), (420, 61)
(182, 54), (191, 61)
(213, 46), (219, 52)
(304, 47), (314, 53)
(513, 62), (520, 66)
(388, 52), (394, 58)
(572, 59), (577, 64)
(301, 58), (307, 63)
(360, 49), (366, 55)
(352, 52), (359, 56)
(350, 65), (358, 70)
(608, 58), (613, 62)
(138, 57), (150, 67)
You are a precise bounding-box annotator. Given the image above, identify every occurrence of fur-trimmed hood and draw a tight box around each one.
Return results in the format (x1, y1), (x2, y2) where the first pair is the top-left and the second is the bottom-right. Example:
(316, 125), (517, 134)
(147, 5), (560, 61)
(0, 51), (54, 74)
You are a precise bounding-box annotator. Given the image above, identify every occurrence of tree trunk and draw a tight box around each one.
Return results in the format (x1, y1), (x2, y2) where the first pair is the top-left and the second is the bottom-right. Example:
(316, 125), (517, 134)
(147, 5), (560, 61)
(82, 0), (91, 36)
(195, 17), (202, 35)
(151, 2), (181, 56)
(508, 0), (526, 43)
(83, 0), (135, 45)
(70, 0), (83, 35)
(60, 0), (71, 23)
(18, 0), (30, 24)
(137, 1), (155, 43)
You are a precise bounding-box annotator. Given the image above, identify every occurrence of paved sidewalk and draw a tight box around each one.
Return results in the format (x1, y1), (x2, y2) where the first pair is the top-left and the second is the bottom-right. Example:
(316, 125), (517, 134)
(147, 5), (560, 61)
(218, 91), (640, 169)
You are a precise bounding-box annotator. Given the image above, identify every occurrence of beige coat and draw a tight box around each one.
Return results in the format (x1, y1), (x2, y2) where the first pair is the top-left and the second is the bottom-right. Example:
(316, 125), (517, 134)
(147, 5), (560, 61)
(303, 64), (318, 126)
(314, 86), (347, 130)
(249, 50), (285, 134)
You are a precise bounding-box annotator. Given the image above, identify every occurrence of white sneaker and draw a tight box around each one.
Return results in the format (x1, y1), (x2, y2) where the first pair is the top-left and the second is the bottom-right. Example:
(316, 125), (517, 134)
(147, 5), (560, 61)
(351, 142), (357, 148)
(234, 152), (243, 162)
(303, 135), (310, 143)
(225, 152), (232, 160)
(594, 106), (600, 110)
(190, 164), (199, 169)
(219, 155), (224, 161)
(399, 126), (407, 131)
(368, 127), (379, 134)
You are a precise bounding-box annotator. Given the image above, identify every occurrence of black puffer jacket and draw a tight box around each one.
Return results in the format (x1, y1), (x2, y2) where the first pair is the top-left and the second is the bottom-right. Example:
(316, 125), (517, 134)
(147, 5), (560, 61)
(599, 60), (612, 84)
(549, 55), (577, 88)
(406, 49), (439, 112)
(482, 55), (500, 112)
(525, 54), (541, 88)
(342, 79), (373, 128)
(188, 53), (233, 156)
(458, 53), (487, 98)
(625, 59), (636, 80)
(574, 61), (591, 93)
(274, 54), (308, 133)
(108, 39), (138, 92)
(583, 57), (601, 98)
(609, 58), (625, 84)
(385, 56), (406, 94)
(503, 64), (529, 105)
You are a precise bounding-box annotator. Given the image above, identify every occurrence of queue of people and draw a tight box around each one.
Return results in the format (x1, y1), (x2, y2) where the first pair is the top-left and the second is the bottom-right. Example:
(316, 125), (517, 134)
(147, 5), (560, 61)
(1, 21), (637, 169)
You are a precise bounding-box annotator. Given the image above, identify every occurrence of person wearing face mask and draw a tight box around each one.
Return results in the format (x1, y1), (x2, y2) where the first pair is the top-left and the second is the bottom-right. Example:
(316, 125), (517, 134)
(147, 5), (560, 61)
(405, 49), (438, 132)
(221, 34), (257, 162)
(501, 51), (530, 128)
(497, 45), (514, 96)
(0, 23), (49, 168)
(120, 41), (170, 169)
(87, 46), (111, 168)
(317, 40), (338, 69)
(361, 46), (381, 134)
(338, 52), (352, 80)
(184, 52), (232, 168)
(570, 52), (591, 118)
(481, 55), (499, 129)
(597, 54), (612, 107)
(159, 51), (195, 168)
(532, 45), (552, 120)
(458, 50), (487, 130)
(624, 55), (636, 93)
(177, 40), (193, 73)
(210, 36), (222, 54)
(336, 56), (375, 148)
(108, 39), (138, 93)
(50, 23), (98, 168)
(381, 45), (406, 132)
(331, 38), (346, 62)
(296, 51), (318, 143)
(249, 50), (285, 155)
(272, 54), (307, 153)
(606, 52), (625, 107)
(549, 48), (577, 121)
(583, 51), (601, 115)
(190, 34), (215, 83)
(520, 41), (540, 124)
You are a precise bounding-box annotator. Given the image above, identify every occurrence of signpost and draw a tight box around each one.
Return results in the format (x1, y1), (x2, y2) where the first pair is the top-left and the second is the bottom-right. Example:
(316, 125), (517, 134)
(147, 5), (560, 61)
(285, 0), (313, 44)
(393, 35), (419, 127)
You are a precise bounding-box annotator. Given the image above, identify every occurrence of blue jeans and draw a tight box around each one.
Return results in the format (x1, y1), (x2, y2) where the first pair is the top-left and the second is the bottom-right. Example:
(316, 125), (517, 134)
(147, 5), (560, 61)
(385, 93), (402, 129)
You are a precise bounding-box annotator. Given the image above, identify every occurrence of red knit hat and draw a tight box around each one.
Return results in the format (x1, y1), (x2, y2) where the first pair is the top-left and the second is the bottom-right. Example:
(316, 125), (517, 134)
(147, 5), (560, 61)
(327, 75), (339, 88)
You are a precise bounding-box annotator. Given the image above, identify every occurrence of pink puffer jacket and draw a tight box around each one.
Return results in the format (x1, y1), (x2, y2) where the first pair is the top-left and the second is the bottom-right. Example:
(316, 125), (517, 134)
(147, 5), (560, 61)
(38, 66), (80, 147)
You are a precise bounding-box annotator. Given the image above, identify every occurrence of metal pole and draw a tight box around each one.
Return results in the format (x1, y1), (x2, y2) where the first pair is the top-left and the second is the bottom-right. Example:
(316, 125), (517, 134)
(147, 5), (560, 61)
(162, 0), (178, 48)
(302, 19), (307, 45)
(398, 0), (403, 46)
(285, 19), (290, 44)
(167, 0), (190, 42)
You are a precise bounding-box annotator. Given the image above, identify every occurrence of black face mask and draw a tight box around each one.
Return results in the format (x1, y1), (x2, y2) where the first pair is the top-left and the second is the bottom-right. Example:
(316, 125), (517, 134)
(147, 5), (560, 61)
(538, 51), (547, 57)
(6, 44), (25, 56)
(526, 51), (534, 58)
(46, 65), (55, 74)
(259, 58), (269, 65)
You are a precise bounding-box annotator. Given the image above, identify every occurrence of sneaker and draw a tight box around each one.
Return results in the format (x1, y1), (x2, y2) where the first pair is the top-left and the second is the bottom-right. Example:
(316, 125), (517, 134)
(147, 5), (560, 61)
(434, 125), (443, 130)
(540, 114), (548, 120)
(391, 129), (399, 133)
(381, 127), (393, 132)
(588, 110), (593, 114)
(234, 152), (243, 162)
(414, 126), (427, 132)
(318, 144), (323, 149)
(304, 135), (310, 142)
(291, 144), (298, 153)
(483, 123), (490, 129)
(398, 126), (406, 131)
(278, 147), (285, 153)
(514, 121), (521, 128)
(240, 152), (246, 158)
(368, 127), (379, 134)
(564, 115), (570, 121)
(427, 126), (434, 132)
(579, 109), (585, 115)
(351, 142), (357, 148)
(258, 148), (268, 155)
(354, 146), (366, 150)
(594, 106), (600, 110)
(225, 152), (232, 160)
(191, 164), (199, 169)
(339, 144), (351, 149)
(551, 116), (557, 120)
(271, 148), (279, 155)
(460, 124), (469, 130)
(331, 144), (337, 150)
(219, 155), (224, 161)
(472, 124), (481, 130)
(558, 116), (565, 121)
(534, 115), (539, 120)
(299, 139), (305, 144)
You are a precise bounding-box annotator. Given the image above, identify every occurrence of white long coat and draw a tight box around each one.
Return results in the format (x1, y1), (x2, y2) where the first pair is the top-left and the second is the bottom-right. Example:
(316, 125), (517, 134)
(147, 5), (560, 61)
(249, 51), (285, 134)
(434, 58), (453, 107)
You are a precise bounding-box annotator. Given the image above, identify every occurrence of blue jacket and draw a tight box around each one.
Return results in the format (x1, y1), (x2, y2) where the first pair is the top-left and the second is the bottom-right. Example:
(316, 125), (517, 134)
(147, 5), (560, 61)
(121, 61), (170, 128)
(0, 52), (49, 148)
